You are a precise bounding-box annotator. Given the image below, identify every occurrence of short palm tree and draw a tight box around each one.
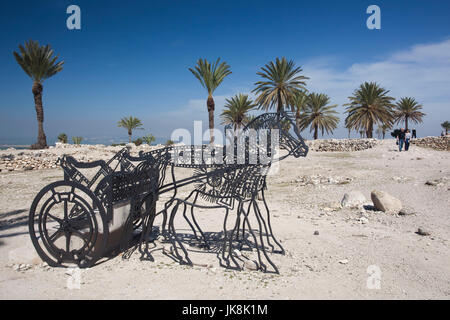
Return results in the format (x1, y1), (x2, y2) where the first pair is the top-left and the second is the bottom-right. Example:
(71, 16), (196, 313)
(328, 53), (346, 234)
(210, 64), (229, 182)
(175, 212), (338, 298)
(299, 93), (340, 140)
(221, 94), (256, 132)
(118, 116), (144, 143)
(13, 40), (64, 149)
(142, 134), (156, 145)
(290, 90), (308, 132)
(253, 57), (308, 113)
(393, 97), (425, 130)
(344, 82), (395, 138)
(441, 121), (450, 135)
(189, 58), (232, 143)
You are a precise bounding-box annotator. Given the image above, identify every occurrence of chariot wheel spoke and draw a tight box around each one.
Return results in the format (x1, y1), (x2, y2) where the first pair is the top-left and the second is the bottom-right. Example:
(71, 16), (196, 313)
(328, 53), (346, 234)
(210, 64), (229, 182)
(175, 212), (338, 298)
(49, 228), (64, 242)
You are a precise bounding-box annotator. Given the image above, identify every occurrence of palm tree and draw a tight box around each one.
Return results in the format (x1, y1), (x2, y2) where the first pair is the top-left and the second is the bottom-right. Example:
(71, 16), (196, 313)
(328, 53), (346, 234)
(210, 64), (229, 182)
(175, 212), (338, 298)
(344, 82), (395, 138)
(441, 121), (450, 135)
(253, 57), (308, 113)
(221, 94), (256, 132)
(290, 90), (308, 132)
(189, 58), (232, 143)
(13, 40), (64, 149)
(142, 134), (156, 145)
(118, 116), (144, 143)
(299, 93), (339, 140)
(379, 123), (392, 139)
(394, 97), (425, 130)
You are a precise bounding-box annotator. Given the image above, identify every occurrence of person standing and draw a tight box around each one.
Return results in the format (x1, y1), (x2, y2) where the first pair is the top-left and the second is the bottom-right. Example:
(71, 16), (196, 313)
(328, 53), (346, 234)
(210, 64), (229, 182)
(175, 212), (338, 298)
(397, 128), (406, 151)
(412, 129), (417, 139)
(405, 129), (411, 151)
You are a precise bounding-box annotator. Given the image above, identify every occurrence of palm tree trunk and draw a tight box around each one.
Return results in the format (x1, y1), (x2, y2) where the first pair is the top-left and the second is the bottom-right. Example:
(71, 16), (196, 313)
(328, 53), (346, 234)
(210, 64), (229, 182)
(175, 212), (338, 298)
(405, 116), (409, 131)
(207, 94), (215, 144)
(366, 120), (373, 138)
(295, 111), (301, 133)
(314, 124), (318, 140)
(31, 81), (47, 149)
(277, 91), (282, 114)
(128, 130), (132, 143)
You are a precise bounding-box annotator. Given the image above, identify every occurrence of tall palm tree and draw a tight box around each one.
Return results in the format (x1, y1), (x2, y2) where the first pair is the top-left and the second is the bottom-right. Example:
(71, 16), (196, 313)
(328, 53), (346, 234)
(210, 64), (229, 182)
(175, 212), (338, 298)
(13, 40), (64, 149)
(344, 82), (395, 138)
(189, 58), (232, 143)
(441, 121), (450, 135)
(253, 57), (308, 113)
(394, 97), (425, 130)
(290, 90), (308, 132)
(299, 93), (340, 140)
(117, 116), (144, 143)
(221, 94), (256, 132)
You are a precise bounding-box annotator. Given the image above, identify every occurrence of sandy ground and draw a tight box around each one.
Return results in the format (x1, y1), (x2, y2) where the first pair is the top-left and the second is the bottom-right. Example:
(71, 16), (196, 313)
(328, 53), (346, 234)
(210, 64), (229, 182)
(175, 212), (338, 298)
(0, 139), (449, 300)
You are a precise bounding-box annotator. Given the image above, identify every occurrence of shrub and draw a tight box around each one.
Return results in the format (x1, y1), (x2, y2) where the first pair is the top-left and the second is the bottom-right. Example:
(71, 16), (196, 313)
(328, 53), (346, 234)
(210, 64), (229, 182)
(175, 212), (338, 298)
(57, 133), (68, 143)
(133, 138), (143, 146)
(72, 136), (83, 145)
(165, 139), (175, 146)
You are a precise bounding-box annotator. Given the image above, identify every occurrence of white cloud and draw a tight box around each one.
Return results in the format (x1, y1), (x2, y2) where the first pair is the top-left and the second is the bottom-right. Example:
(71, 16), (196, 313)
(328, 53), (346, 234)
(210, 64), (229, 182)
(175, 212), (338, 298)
(302, 38), (450, 138)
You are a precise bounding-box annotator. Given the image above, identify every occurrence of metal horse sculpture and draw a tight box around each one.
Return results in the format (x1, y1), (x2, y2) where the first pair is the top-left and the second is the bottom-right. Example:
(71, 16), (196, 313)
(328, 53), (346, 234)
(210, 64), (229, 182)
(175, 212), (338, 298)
(136, 111), (308, 273)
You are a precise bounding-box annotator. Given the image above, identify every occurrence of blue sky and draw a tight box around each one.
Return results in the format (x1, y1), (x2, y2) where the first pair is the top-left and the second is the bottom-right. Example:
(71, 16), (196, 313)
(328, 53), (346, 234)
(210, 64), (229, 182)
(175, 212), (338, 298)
(1, 0), (450, 144)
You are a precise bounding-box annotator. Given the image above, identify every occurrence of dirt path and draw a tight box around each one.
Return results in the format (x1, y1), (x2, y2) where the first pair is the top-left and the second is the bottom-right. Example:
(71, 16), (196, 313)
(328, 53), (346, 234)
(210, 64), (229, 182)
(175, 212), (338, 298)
(0, 140), (449, 299)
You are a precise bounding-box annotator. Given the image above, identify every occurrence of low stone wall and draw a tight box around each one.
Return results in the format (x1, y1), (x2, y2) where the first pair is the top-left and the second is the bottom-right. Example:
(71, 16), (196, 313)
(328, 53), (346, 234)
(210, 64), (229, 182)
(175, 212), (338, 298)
(306, 139), (379, 152)
(410, 136), (450, 151)
(0, 152), (59, 171)
(0, 143), (166, 173)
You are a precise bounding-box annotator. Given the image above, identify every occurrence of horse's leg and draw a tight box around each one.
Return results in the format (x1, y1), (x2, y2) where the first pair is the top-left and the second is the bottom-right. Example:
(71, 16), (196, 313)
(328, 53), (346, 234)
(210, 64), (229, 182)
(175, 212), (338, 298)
(261, 187), (285, 254)
(138, 194), (157, 261)
(162, 165), (177, 236)
(252, 198), (279, 274)
(181, 191), (200, 241)
(241, 197), (266, 271)
(167, 200), (192, 265)
(222, 202), (242, 270)
(238, 200), (253, 251)
(189, 192), (210, 249)
(254, 192), (275, 253)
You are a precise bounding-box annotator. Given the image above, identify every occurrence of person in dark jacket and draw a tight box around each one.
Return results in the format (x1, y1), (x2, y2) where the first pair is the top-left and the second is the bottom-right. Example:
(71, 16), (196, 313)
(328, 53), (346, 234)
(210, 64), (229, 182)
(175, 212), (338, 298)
(412, 129), (417, 139)
(397, 128), (406, 151)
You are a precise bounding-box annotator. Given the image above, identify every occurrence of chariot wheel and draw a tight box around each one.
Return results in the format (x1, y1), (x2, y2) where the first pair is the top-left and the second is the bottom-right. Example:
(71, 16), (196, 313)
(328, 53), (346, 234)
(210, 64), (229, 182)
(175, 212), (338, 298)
(29, 181), (109, 268)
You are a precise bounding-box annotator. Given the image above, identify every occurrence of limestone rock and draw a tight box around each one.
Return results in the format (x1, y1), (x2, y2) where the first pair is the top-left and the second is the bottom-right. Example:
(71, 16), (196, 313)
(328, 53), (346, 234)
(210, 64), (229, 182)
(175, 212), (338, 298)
(341, 191), (366, 208)
(243, 259), (258, 271)
(371, 190), (402, 213)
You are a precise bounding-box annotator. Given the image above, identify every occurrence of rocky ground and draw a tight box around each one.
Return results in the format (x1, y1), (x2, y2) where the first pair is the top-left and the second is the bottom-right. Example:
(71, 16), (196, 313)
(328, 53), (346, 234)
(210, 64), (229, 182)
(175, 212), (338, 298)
(0, 139), (449, 299)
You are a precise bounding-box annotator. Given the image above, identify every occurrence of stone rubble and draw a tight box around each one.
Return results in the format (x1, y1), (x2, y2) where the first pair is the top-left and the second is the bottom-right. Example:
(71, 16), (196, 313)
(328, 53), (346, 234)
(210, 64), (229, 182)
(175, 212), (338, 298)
(0, 143), (167, 173)
(410, 136), (450, 151)
(306, 138), (379, 152)
(292, 174), (353, 186)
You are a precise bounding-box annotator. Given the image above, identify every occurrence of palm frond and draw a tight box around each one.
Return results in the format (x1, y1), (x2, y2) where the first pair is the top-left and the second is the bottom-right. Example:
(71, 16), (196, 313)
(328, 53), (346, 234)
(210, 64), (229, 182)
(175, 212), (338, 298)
(13, 40), (64, 83)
